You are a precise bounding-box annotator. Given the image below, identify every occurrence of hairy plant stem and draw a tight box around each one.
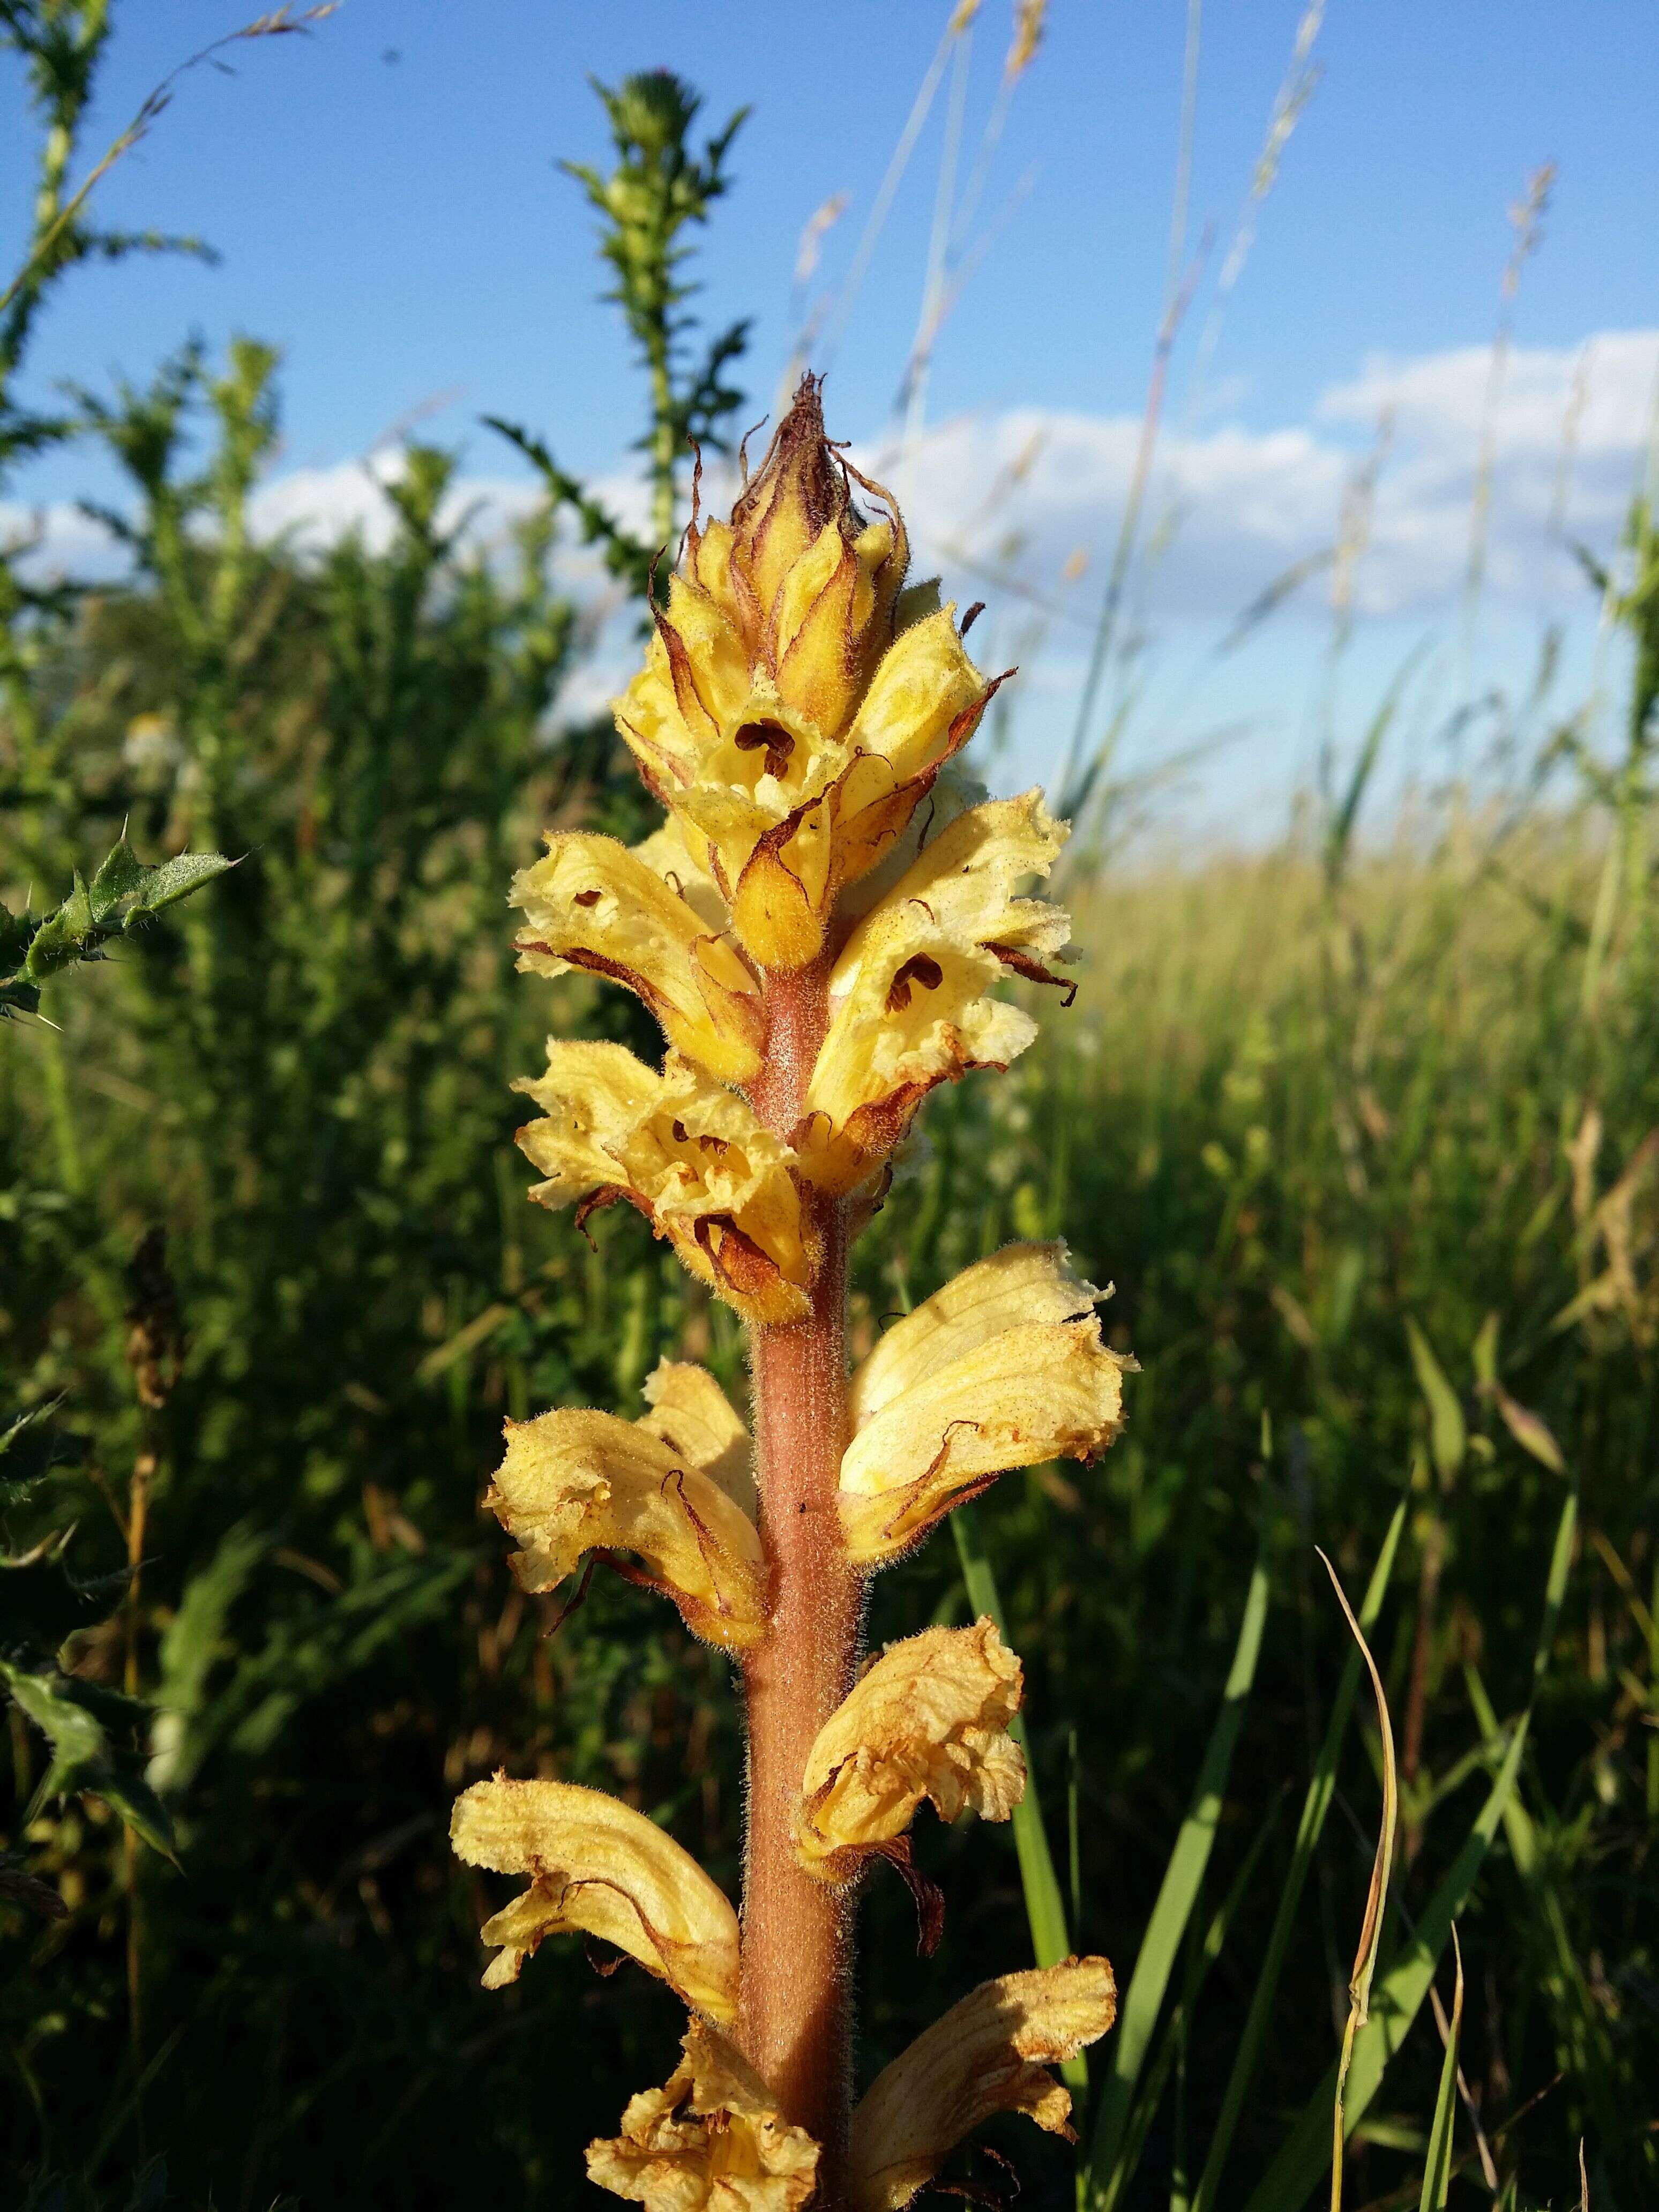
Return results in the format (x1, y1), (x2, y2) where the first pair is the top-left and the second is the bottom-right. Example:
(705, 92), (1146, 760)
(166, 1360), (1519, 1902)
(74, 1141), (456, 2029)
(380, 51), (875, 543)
(741, 959), (863, 2193)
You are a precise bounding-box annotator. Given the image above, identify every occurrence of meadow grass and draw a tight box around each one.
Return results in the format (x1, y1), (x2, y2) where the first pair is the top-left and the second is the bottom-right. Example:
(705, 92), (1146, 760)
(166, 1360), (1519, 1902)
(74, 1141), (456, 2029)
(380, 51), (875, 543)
(14, 771), (1655, 2209)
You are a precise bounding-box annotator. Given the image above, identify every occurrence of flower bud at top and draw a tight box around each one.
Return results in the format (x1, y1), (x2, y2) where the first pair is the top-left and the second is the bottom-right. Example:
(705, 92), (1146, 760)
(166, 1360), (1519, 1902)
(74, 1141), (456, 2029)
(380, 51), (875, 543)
(614, 376), (1005, 971)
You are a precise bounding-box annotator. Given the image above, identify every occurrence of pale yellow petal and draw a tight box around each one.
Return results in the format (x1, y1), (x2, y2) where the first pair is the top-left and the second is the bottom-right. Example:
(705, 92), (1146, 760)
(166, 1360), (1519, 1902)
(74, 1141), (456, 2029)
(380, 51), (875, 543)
(847, 1957), (1118, 2212)
(773, 518), (900, 739)
(513, 832), (763, 1085)
(798, 794), (1071, 1191)
(488, 1401), (766, 1650)
(450, 1776), (740, 2021)
(839, 1247), (1127, 1565)
(640, 1359), (756, 1520)
(850, 1243), (1105, 1429)
(586, 2020), (820, 2211)
(634, 815), (731, 937)
(846, 606), (991, 783)
(514, 1042), (818, 1325)
(794, 1619), (1025, 1880)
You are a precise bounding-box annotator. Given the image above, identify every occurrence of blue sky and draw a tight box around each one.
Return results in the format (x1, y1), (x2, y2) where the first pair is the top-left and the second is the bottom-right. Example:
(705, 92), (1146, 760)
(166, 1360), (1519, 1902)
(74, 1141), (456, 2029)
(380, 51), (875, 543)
(4, 2), (1657, 827)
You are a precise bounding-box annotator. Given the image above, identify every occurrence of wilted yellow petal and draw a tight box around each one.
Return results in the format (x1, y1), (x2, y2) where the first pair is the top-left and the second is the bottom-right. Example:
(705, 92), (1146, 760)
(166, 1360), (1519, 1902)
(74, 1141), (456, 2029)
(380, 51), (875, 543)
(794, 1619), (1024, 1881)
(840, 1245), (1129, 1564)
(514, 1042), (818, 1324)
(798, 794), (1071, 1192)
(488, 1393), (765, 1650)
(513, 832), (764, 1086)
(847, 1957), (1118, 2212)
(586, 2020), (820, 2211)
(450, 1775), (740, 2020)
(640, 1358), (756, 1519)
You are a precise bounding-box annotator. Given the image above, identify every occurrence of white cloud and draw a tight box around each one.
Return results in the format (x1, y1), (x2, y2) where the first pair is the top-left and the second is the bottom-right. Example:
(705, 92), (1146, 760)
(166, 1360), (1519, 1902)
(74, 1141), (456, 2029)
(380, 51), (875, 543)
(875, 327), (1658, 629)
(9, 328), (1654, 655)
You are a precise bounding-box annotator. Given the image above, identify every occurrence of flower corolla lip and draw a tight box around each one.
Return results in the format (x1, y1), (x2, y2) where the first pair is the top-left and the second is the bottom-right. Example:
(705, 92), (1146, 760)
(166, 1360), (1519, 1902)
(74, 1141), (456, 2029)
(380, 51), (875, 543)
(513, 830), (764, 1085)
(514, 1040), (820, 1324)
(847, 1956), (1118, 2212)
(586, 2019), (820, 2210)
(796, 791), (1072, 1193)
(838, 1243), (1130, 1564)
(793, 1618), (1025, 1881)
(487, 1378), (765, 1650)
(450, 1774), (741, 2020)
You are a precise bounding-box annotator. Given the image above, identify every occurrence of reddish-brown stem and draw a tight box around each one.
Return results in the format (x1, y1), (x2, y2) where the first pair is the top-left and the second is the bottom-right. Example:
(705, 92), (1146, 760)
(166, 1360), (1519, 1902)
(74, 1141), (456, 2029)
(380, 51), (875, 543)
(741, 960), (863, 2196)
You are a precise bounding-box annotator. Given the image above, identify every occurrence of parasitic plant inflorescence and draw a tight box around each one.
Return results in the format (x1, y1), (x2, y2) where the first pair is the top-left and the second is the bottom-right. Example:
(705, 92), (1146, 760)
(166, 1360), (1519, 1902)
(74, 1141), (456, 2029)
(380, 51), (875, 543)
(450, 376), (1131, 2210)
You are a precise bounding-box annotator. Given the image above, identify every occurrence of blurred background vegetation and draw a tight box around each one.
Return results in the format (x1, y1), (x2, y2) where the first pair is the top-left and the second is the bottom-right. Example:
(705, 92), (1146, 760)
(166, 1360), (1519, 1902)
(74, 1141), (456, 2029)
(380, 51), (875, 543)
(2, 5), (1656, 2209)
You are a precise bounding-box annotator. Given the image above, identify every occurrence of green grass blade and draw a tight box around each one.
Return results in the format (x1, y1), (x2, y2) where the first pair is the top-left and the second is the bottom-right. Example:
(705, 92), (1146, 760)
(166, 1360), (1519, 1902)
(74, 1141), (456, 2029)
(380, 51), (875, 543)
(1418, 1929), (1465, 2211)
(1085, 1536), (1272, 2209)
(1404, 1319), (1466, 1482)
(1191, 1499), (1406, 2212)
(952, 1505), (1082, 2090)
(1242, 1491), (1575, 2212)
(1324, 1543), (1400, 2212)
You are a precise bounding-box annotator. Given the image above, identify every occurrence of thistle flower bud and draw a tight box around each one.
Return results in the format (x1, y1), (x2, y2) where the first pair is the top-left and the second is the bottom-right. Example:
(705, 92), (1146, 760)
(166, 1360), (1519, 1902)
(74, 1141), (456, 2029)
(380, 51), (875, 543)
(450, 1775), (741, 2017)
(613, 375), (1006, 970)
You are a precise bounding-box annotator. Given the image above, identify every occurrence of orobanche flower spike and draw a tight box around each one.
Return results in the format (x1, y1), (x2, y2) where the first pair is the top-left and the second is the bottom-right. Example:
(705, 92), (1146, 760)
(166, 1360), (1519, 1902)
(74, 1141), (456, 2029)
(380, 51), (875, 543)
(451, 376), (1130, 2208)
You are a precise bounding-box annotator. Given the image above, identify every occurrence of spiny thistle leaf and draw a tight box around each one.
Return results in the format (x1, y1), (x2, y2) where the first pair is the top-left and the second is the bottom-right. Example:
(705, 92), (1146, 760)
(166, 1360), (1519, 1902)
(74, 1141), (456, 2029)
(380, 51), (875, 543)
(1, 836), (231, 1014)
(2, 1660), (176, 1859)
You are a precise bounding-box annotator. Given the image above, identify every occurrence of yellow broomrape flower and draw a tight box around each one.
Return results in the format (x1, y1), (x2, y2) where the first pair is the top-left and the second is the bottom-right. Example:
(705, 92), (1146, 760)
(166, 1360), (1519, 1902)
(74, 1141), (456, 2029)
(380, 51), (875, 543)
(450, 1775), (741, 2020)
(839, 1243), (1129, 1564)
(487, 1374), (765, 1651)
(796, 791), (1072, 1192)
(515, 1041), (819, 1324)
(846, 1957), (1118, 2212)
(586, 2020), (820, 2211)
(612, 376), (1005, 971)
(794, 1619), (1024, 1881)
(513, 831), (764, 1086)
